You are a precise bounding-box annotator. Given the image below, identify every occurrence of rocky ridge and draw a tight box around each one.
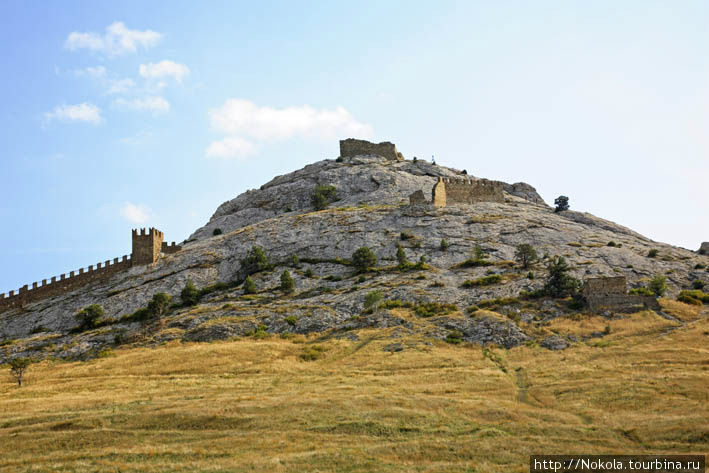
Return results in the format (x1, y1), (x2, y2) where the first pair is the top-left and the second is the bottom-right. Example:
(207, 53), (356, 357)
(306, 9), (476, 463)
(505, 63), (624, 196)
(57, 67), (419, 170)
(1, 154), (707, 361)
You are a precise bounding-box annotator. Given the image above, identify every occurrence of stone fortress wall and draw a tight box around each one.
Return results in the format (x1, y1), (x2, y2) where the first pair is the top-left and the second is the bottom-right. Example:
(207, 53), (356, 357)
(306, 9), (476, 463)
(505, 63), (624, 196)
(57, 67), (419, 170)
(0, 228), (181, 313)
(431, 177), (505, 208)
(339, 138), (404, 161)
(582, 276), (661, 312)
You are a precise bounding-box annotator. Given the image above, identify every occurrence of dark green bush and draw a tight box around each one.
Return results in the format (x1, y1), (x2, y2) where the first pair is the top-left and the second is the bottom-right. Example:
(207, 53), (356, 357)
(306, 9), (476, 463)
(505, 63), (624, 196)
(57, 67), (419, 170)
(75, 304), (105, 331)
(678, 294), (702, 305)
(677, 290), (709, 304)
(629, 287), (655, 296)
(352, 247), (377, 273)
(647, 249), (659, 258)
(304, 268), (314, 278)
(414, 302), (458, 318)
(243, 276), (257, 294)
(692, 280), (705, 290)
(648, 275), (667, 296)
(695, 263), (706, 269)
(514, 243), (537, 269)
(543, 256), (581, 298)
(280, 270), (295, 294)
(440, 239), (449, 251)
(364, 290), (383, 311)
(400, 232), (414, 241)
(181, 279), (200, 306)
(312, 185), (337, 210)
(554, 195), (569, 212)
(396, 243), (408, 268)
(147, 293), (172, 318)
(284, 316), (298, 326)
(241, 246), (269, 275)
(445, 330), (463, 344)
(212, 228), (223, 236)
(461, 274), (503, 288)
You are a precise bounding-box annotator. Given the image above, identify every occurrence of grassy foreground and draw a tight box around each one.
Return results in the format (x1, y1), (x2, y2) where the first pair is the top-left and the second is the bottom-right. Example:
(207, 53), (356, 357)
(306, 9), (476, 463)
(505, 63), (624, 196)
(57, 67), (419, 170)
(1, 303), (708, 472)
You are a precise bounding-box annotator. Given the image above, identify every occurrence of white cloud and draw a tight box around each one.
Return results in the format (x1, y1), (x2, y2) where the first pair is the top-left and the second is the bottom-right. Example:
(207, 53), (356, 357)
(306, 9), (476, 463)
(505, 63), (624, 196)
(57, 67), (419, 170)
(44, 103), (102, 124)
(106, 78), (136, 94)
(120, 202), (151, 224)
(64, 22), (161, 55)
(139, 60), (190, 82)
(113, 96), (170, 114)
(74, 66), (107, 78)
(206, 137), (257, 159)
(208, 99), (373, 141)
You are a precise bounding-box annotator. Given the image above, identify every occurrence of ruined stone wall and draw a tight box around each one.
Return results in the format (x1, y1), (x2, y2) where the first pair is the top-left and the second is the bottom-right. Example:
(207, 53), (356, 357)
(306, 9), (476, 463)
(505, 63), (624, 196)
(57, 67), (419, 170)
(586, 294), (661, 312)
(700, 242), (709, 254)
(431, 177), (504, 208)
(0, 256), (132, 312)
(0, 227), (182, 313)
(339, 138), (404, 161)
(132, 228), (164, 265)
(582, 276), (627, 298)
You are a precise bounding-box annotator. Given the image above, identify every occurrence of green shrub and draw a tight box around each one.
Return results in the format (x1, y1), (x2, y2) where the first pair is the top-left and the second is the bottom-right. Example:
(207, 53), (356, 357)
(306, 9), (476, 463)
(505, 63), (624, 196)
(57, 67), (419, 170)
(280, 270), (295, 294)
(648, 275), (667, 296)
(212, 228), (223, 236)
(284, 316), (298, 326)
(199, 281), (229, 297)
(415, 255), (427, 269)
(396, 243), (409, 268)
(554, 195), (569, 212)
(461, 274), (503, 288)
(241, 246), (269, 275)
(304, 268), (314, 278)
(352, 247), (377, 273)
(678, 290), (709, 304)
(75, 304), (105, 331)
(364, 290), (383, 311)
(607, 241), (617, 247)
(445, 330), (463, 344)
(414, 302), (458, 318)
(180, 279), (200, 306)
(291, 254), (300, 267)
(695, 263), (706, 269)
(243, 276), (257, 294)
(692, 280), (705, 290)
(647, 249), (659, 258)
(312, 185), (337, 210)
(381, 300), (415, 309)
(147, 293), (172, 318)
(543, 256), (581, 298)
(400, 231), (414, 241)
(629, 287), (655, 296)
(678, 294), (702, 305)
(440, 239), (449, 251)
(527, 271), (534, 279)
(476, 297), (520, 309)
(514, 244), (537, 269)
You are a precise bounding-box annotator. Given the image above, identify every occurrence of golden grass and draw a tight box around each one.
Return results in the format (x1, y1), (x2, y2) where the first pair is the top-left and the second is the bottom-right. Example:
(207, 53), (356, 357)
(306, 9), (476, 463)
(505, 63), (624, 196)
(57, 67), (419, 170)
(1, 310), (708, 472)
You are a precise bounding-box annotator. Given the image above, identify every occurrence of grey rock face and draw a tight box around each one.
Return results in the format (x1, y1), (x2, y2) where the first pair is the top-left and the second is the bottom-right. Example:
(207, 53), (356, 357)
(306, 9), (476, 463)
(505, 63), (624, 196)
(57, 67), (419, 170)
(540, 335), (570, 351)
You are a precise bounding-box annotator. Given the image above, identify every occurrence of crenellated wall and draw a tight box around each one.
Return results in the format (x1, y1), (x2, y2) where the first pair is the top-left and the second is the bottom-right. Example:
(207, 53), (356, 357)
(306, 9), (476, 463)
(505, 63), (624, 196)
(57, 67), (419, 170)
(431, 177), (504, 208)
(0, 227), (182, 313)
(339, 138), (404, 161)
(0, 256), (132, 312)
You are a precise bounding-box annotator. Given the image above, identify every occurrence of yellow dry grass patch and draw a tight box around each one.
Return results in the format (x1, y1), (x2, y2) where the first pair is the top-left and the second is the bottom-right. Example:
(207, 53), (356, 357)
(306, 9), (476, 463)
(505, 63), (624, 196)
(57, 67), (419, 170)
(1, 310), (708, 472)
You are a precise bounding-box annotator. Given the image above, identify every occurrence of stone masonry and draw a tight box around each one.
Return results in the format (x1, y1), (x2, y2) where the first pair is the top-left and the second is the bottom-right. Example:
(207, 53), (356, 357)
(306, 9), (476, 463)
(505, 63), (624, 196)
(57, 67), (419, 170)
(0, 228), (181, 313)
(699, 242), (709, 254)
(582, 276), (661, 312)
(339, 138), (404, 161)
(431, 177), (505, 208)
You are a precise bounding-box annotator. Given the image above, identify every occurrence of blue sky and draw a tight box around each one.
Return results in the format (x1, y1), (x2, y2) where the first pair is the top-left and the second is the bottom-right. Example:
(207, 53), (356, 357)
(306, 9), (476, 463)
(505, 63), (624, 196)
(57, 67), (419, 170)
(1, 1), (707, 292)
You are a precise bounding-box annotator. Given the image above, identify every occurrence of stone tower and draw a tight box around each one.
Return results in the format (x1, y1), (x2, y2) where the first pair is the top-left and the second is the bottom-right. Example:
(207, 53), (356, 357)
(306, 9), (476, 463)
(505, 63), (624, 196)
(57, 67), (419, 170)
(131, 228), (164, 265)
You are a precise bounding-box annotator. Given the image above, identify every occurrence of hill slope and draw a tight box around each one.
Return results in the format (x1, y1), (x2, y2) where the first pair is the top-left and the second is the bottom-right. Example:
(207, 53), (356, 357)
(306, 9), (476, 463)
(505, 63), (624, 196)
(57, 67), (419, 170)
(0, 154), (707, 361)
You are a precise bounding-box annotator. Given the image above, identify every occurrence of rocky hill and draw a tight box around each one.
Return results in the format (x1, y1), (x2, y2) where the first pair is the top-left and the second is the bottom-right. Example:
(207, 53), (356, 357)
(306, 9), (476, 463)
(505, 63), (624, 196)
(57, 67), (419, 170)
(1, 153), (707, 361)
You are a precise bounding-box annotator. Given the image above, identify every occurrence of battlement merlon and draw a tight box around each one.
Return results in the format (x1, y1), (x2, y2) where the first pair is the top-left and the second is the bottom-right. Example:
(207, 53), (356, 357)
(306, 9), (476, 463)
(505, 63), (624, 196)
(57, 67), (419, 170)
(339, 138), (404, 161)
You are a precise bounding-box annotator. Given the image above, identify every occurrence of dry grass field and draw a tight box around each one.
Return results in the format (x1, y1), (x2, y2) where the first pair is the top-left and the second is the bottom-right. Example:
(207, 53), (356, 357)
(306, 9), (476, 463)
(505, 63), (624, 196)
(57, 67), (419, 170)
(1, 300), (708, 472)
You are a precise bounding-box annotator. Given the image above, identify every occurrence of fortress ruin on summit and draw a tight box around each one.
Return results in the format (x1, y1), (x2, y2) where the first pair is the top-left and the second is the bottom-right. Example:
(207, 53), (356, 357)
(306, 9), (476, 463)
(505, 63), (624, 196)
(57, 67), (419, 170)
(0, 228), (181, 313)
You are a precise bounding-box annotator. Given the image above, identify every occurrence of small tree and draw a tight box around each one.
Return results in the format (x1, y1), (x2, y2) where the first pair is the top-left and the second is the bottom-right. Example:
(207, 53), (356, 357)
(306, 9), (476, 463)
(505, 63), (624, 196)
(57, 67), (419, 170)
(352, 247), (377, 273)
(291, 254), (300, 267)
(554, 195), (570, 212)
(647, 249), (659, 258)
(212, 228), (223, 236)
(243, 276), (257, 294)
(543, 256), (581, 298)
(241, 246), (269, 275)
(181, 279), (200, 306)
(75, 304), (105, 331)
(473, 245), (485, 261)
(364, 290), (383, 311)
(396, 243), (409, 268)
(440, 239), (449, 251)
(648, 275), (667, 297)
(280, 270), (295, 294)
(514, 244), (538, 269)
(312, 185), (337, 210)
(9, 358), (31, 387)
(147, 293), (172, 318)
